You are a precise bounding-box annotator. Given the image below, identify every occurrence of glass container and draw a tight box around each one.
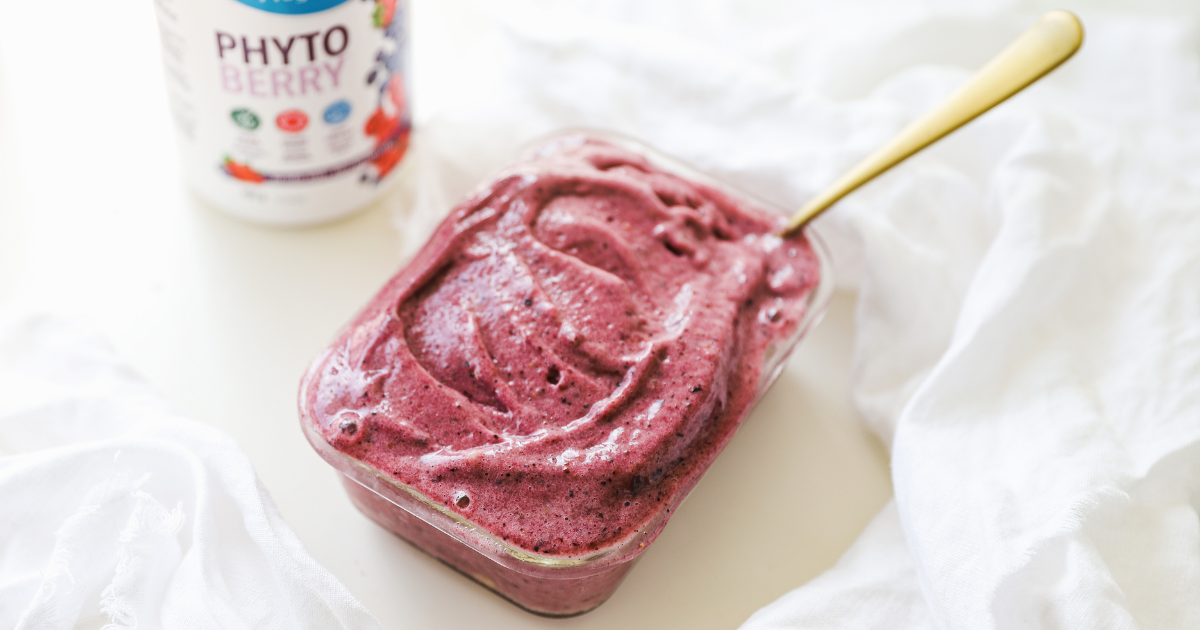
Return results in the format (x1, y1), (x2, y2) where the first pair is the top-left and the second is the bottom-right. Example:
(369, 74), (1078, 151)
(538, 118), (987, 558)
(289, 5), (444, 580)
(299, 130), (833, 616)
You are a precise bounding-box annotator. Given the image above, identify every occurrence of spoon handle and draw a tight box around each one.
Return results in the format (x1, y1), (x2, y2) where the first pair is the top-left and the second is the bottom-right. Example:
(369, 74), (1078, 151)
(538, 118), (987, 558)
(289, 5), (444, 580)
(780, 10), (1084, 235)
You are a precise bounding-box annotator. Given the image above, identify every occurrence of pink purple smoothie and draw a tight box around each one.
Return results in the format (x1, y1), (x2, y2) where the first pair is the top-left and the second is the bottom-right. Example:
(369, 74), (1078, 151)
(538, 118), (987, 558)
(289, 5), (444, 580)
(302, 135), (821, 558)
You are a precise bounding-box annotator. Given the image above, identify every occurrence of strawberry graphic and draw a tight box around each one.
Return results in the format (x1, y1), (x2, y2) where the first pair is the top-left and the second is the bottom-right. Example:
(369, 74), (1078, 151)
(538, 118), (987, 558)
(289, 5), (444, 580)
(364, 106), (400, 142)
(369, 127), (410, 179)
(223, 156), (265, 183)
(372, 0), (396, 28)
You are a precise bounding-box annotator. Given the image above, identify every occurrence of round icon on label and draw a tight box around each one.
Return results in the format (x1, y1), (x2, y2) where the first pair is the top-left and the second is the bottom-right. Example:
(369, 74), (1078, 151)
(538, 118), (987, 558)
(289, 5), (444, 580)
(276, 109), (309, 133)
(323, 100), (352, 125)
(231, 108), (260, 130)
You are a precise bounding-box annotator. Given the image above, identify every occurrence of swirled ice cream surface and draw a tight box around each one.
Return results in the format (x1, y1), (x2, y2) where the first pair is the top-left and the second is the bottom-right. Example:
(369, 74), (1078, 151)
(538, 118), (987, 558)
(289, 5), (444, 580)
(303, 136), (821, 556)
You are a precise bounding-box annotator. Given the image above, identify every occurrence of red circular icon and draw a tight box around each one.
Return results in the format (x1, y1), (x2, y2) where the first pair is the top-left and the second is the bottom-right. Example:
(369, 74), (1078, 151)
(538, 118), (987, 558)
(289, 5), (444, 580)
(275, 109), (308, 133)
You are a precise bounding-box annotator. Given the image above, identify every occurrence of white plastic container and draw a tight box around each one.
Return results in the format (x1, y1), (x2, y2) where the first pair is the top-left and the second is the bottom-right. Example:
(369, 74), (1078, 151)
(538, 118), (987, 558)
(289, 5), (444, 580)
(153, 0), (411, 225)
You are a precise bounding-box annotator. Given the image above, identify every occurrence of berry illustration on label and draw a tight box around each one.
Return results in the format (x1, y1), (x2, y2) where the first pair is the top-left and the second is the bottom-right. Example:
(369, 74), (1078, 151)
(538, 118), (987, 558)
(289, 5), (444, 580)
(231, 108), (260, 130)
(362, 76), (409, 180)
(276, 109), (309, 133)
(360, 0), (410, 183)
(372, 0), (397, 28)
(223, 156), (265, 183)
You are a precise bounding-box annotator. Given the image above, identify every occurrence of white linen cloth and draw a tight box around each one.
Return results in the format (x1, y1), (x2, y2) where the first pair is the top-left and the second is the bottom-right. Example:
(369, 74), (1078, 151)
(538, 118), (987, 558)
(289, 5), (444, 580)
(0, 316), (381, 630)
(406, 0), (1200, 627)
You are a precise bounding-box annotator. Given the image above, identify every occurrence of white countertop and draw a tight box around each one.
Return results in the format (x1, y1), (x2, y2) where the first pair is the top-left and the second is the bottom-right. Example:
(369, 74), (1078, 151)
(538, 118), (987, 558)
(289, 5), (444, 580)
(0, 2), (891, 627)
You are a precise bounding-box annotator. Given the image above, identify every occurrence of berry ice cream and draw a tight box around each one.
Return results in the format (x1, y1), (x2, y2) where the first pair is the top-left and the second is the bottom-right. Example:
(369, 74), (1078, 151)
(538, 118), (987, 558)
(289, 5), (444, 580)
(300, 133), (825, 614)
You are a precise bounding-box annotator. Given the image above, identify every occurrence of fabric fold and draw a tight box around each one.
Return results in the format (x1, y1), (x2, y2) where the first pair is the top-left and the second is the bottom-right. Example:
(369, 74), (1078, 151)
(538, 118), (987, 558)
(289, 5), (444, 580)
(0, 316), (381, 630)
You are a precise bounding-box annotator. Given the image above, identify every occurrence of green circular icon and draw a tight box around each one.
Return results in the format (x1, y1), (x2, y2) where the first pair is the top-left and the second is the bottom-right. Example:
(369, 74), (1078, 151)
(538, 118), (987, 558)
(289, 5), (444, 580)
(231, 108), (260, 130)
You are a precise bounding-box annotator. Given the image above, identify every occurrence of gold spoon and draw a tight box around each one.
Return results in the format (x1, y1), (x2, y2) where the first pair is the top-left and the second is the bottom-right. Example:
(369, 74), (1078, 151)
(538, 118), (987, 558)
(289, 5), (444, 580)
(780, 10), (1084, 236)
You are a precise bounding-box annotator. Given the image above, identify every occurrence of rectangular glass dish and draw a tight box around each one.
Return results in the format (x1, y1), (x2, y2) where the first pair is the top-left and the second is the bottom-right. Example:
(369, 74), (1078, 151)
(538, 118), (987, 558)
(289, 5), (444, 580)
(299, 130), (833, 616)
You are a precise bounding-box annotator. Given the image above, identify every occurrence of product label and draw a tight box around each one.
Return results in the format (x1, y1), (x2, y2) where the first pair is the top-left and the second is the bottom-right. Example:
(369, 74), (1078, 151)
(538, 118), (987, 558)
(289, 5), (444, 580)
(153, 0), (410, 223)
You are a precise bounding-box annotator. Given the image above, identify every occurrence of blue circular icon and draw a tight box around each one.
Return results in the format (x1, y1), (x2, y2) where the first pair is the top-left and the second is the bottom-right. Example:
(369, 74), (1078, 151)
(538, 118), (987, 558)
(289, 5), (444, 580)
(323, 100), (352, 125)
